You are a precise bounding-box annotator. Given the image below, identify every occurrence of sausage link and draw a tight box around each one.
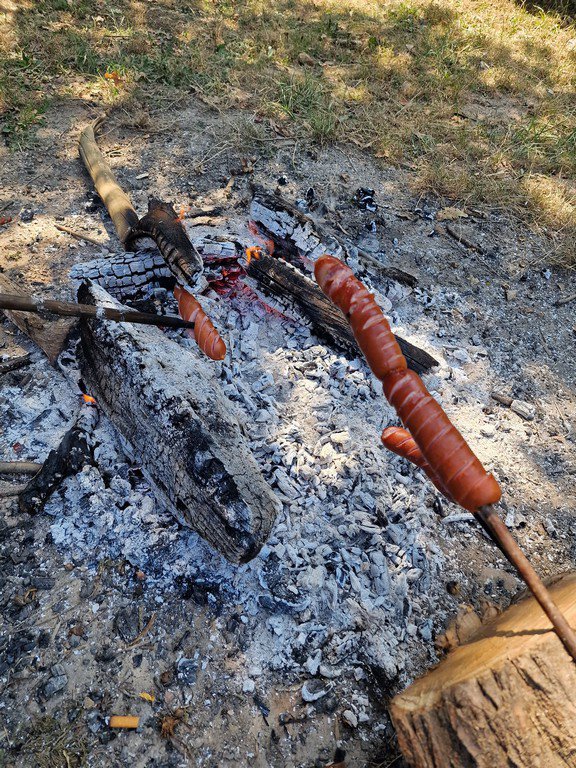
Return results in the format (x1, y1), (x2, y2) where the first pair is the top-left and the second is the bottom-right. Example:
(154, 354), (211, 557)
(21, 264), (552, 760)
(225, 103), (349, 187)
(314, 255), (501, 512)
(314, 256), (407, 380)
(382, 370), (501, 511)
(381, 426), (455, 501)
(174, 285), (226, 360)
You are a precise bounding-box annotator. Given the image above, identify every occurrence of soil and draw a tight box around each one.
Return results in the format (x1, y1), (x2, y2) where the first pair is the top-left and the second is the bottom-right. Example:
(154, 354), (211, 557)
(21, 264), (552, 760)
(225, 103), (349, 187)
(1, 98), (575, 768)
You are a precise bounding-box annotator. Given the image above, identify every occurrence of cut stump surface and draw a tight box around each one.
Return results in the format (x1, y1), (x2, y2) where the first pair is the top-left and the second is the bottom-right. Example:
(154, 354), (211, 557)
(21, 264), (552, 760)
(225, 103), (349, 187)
(391, 572), (576, 768)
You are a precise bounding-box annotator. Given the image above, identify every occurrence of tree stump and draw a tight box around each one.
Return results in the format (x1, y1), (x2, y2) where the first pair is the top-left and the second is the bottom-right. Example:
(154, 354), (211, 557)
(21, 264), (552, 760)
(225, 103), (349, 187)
(390, 572), (576, 768)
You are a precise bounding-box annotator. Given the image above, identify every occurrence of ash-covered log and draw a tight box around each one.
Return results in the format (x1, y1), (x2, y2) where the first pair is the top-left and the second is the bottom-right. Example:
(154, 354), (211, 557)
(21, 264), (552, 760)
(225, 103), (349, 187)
(77, 281), (280, 563)
(246, 253), (437, 375)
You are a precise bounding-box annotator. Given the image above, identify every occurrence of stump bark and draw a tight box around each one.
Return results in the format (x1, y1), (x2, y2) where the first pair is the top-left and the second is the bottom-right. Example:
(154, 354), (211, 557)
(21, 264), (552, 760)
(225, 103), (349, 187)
(390, 572), (576, 768)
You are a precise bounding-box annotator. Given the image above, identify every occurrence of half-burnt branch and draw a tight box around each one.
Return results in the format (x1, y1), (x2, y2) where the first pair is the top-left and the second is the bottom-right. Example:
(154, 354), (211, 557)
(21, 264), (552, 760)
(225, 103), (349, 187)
(250, 185), (418, 288)
(78, 118), (202, 287)
(247, 253), (438, 375)
(77, 281), (279, 563)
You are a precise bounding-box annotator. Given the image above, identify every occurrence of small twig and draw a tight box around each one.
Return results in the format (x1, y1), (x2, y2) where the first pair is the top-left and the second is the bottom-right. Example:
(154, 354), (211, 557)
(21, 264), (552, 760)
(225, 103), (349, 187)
(0, 353), (31, 376)
(126, 612), (157, 648)
(0, 293), (196, 331)
(55, 224), (110, 249)
(0, 482), (29, 497)
(0, 200), (14, 213)
(555, 292), (576, 307)
(0, 461), (43, 475)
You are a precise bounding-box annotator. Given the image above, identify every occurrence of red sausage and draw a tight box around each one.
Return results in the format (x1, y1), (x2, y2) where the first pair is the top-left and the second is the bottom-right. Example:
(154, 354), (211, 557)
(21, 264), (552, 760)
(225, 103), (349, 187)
(314, 256), (407, 380)
(174, 285), (226, 361)
(314, 255), (501, 512)
(381, 426), (455, 501)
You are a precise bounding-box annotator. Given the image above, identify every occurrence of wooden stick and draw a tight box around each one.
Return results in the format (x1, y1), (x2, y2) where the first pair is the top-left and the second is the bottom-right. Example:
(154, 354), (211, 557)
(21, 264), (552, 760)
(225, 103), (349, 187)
(78, 116), (140, 246)
(55, 224), (110, 249)
(0, 483), (28, 497)
(0, 293), (196, 331)
(477, 505), (576, 662)
(0, 461), (42, 475)
(0, 353), (31, 376)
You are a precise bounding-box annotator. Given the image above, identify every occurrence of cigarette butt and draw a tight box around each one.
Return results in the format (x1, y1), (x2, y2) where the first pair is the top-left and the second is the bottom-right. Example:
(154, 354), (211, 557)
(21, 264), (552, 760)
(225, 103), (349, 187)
(109, 715), (140, 729)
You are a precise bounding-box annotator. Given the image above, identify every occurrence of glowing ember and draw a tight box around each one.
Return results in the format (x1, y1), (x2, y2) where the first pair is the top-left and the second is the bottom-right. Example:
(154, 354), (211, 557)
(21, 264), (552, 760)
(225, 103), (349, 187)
(245, 245), (263, 266)
(248, 220), (275, 255)
(175, 205), (188, 223)
(82, 394), (97, 405)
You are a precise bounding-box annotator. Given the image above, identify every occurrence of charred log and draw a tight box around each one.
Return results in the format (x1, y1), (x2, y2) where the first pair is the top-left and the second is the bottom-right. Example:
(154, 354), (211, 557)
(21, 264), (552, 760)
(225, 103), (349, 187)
(250, 185), (418, 288)
(247, 253), (438, 375)
(19, 405), (97, 515)
(125, 198), (203, 287)
(77, 281), (280, 563)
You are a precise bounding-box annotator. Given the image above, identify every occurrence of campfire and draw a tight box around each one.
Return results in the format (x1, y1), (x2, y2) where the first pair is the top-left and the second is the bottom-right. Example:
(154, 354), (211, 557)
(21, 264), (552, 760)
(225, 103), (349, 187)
(3, 115), (573, 766)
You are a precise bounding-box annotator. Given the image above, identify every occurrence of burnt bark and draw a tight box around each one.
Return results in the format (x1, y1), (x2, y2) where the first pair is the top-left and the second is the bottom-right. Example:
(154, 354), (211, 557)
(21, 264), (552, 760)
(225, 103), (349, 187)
(77, 281), (280, 563)
(19, 406), (97, 514)
(247, 254), (438, 375)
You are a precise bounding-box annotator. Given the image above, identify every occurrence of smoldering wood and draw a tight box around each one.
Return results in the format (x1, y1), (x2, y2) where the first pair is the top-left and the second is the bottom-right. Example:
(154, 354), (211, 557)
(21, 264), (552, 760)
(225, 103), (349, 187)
(78, 118), (202, 287)
(0, 292), (196, 331)
(71, 242), (437, 373)
(125, 198), (203, 287)
(0, 272), (75, 364)
(19, 406), (98, 515)
(247, 253), (438, 375)
(0, 353), (31, 376)
(390, 571), (576, 768)
(250, 185), (419, 287)
(77, 280), (280, 564)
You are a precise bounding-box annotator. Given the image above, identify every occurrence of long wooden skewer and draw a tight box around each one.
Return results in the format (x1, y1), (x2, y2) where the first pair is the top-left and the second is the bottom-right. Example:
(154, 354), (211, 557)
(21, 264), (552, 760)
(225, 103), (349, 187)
(0, 293), (195, 331)
(477, 505), (576, 660)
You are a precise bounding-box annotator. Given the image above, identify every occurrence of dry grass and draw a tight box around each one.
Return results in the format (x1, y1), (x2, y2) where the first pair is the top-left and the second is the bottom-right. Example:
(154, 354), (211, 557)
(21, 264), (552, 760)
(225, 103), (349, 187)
(1, 0), (575, 261)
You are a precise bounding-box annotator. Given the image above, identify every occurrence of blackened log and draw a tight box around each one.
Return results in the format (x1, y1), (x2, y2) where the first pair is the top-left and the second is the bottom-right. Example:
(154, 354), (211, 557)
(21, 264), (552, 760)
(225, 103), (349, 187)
(247, 254), (438, 375)
(77, 281), (279, 563)
(126, 199), (203, 287)
(250, 185), (418, 287)
(19, 406), (97, 514)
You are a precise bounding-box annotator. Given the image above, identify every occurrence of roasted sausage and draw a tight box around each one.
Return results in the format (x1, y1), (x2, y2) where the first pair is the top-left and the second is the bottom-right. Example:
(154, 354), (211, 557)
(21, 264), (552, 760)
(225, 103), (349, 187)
(315, 255), (501, 512)
(174, 285), (226, 361)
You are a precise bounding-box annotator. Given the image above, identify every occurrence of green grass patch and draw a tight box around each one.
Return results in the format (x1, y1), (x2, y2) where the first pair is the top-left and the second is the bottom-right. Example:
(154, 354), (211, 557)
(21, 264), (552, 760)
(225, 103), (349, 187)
(1, 0), (575, 260)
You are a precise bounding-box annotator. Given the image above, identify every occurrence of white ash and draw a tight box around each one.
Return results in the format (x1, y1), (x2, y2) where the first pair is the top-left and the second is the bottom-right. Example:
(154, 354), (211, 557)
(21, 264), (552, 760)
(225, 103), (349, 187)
(0, 224), (501, 716)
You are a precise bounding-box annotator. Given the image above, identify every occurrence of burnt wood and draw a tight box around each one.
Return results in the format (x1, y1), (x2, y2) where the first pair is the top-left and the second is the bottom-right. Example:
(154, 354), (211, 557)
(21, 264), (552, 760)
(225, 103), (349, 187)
(19, 406), (97, 515)
(250, 185), (419, 287)
(79, 118), (202, 287)
(77, 280), (280, 563)
(125, 198), (203, 287)
(247, 254), (438, 375)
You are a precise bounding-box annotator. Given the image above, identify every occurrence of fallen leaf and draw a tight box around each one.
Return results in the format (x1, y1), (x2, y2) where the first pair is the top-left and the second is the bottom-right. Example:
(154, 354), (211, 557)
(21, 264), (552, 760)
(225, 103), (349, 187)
(436, 206), (468, 221)
(104, 71), (122, 86)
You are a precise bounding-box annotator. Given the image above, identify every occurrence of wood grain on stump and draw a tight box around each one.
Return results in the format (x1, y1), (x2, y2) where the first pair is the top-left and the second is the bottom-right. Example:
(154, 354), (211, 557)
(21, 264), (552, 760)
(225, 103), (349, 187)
(390, 572), (576, 768)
